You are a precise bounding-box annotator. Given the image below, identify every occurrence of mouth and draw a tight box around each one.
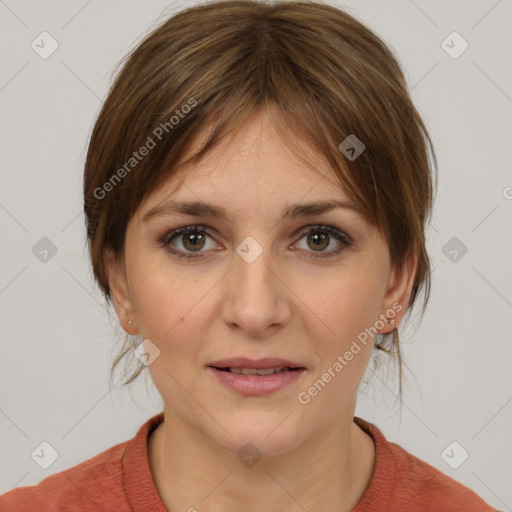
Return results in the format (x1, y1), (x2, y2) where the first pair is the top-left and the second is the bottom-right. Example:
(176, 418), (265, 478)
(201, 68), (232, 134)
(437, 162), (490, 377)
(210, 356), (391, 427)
(207, 359), (307, 396)
(207, 357), (306, 375)
(210, 366), (305, 376)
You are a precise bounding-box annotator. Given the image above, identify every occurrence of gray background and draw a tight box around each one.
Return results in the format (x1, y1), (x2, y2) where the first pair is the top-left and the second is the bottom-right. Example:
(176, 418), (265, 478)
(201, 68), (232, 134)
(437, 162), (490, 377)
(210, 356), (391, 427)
(1, 0), (511, 509)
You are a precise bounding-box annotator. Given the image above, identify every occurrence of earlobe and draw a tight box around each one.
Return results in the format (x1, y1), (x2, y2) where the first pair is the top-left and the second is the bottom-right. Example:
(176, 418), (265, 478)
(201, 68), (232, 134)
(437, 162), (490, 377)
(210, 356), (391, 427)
(378, 250), (418, 334)
(104, 249), (138, 335)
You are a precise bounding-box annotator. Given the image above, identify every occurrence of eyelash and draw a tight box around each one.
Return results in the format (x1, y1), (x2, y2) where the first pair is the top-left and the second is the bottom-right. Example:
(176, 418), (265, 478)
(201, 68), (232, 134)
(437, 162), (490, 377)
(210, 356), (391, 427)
(160, 224), (352, 260)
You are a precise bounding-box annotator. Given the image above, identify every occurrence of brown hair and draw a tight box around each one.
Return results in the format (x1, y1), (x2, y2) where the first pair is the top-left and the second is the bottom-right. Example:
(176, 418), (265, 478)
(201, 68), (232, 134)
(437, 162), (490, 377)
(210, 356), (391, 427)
(83, 0), (437, 397)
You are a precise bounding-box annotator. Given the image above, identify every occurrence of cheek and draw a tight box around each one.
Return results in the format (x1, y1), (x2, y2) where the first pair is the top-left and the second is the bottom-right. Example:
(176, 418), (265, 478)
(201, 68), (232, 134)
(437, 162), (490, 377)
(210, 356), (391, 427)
(297, 266), (386, 398)
(308, 267), (386, 345)
(297, 293), (378, 411)
(132, 274), (181, 339)
(127, 249), (193, 335)
(126, 255), (219, 367)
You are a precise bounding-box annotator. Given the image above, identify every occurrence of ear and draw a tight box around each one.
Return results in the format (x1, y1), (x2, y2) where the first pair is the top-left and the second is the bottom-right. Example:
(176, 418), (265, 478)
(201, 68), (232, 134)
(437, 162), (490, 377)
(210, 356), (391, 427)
(104, 249), (139, 335)
(378, 250), (418, 334)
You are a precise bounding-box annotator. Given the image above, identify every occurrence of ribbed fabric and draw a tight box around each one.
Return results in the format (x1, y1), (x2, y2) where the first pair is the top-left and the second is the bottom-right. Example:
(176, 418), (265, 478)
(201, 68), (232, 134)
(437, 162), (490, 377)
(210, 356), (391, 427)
(352, 417), (497, 511)
(0, 413), (497, 511)
(124, 413), (166, 511)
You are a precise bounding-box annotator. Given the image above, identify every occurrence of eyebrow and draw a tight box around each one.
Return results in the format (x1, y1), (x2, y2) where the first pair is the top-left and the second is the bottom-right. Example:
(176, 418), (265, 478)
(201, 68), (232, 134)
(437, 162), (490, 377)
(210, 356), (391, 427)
(142, 199), (361, 223)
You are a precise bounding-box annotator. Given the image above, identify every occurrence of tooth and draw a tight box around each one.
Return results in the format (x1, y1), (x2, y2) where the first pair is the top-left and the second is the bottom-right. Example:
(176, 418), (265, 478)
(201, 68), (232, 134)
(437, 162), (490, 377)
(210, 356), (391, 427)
(240, 368), (258, 375)
(255, 368), (276, 375)
(227, 367), (292, 375)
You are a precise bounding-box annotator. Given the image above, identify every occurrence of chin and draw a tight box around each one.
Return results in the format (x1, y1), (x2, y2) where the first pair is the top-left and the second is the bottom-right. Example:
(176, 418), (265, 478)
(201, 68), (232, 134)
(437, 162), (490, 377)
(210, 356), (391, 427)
(208, 411), (305, 459)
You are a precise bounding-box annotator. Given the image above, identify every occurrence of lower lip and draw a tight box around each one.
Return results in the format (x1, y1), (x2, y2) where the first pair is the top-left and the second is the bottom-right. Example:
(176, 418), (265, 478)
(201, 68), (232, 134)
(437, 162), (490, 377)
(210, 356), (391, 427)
(207, 367), (306, 396)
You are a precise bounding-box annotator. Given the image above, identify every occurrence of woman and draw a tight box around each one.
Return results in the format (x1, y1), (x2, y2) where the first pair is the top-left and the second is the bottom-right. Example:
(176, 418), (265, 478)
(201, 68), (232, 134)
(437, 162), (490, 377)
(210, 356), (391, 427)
(0, 0), (497, 510)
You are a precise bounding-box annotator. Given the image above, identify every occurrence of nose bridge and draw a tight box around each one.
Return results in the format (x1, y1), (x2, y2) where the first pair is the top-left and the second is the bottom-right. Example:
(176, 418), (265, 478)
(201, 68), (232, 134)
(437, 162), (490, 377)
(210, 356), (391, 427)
(223, 233), (289, 334)
(233, 233), (278, 299)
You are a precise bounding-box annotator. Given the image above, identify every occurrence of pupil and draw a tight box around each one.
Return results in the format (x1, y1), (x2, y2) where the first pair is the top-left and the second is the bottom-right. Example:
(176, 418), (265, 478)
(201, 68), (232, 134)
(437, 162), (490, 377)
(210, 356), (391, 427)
(309, 232), (328, 251)
(184, 233), (204, 250)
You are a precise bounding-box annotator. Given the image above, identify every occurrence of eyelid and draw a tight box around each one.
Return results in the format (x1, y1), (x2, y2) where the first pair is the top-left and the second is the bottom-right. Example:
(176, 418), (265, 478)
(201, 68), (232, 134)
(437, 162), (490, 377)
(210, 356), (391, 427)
(160, 222), (352, 242)
(160, 225), (216, 246)
(291, 224), (352, 259)
(294, 223), (353, 244)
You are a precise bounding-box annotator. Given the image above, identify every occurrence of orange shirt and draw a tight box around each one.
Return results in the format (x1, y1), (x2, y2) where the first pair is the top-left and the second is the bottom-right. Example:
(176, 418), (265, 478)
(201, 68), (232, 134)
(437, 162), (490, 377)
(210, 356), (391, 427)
(0, 413), (497, 511)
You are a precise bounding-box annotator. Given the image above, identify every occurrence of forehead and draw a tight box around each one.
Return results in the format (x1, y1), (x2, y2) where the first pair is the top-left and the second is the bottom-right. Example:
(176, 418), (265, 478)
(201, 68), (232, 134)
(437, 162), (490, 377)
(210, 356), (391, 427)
(144, 108), (346, 208)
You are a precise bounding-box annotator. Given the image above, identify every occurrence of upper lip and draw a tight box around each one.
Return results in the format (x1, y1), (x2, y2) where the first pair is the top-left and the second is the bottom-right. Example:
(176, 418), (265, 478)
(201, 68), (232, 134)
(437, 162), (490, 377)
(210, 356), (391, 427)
(208, 357), (306, 369)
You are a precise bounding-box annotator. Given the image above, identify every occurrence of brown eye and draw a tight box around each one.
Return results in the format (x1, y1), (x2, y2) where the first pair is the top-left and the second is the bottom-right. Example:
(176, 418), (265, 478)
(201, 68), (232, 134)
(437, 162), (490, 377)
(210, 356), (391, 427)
(295, 225), (352, 259)
(306, 232), (329, 251)
(181, 232), (206, 251)
(162, 225), (218, 259)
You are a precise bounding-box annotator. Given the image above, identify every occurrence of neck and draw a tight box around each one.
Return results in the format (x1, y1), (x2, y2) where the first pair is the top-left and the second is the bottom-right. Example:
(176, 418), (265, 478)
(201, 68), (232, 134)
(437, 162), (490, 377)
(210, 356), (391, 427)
(148, 407), (375, 512)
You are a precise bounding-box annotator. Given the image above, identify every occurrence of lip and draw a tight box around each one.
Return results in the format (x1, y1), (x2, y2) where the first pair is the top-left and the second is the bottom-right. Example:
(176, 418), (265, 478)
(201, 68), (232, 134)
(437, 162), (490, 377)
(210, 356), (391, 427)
(207, 366), (306, 396)
(208, 357), (305, 370)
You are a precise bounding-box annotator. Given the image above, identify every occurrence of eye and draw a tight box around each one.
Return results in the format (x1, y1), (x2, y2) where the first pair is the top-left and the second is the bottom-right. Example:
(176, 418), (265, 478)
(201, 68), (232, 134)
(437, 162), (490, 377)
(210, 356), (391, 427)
(161, 223), (352, 260)
(293, 224), (352, 259)
(161, 225), (220, 259)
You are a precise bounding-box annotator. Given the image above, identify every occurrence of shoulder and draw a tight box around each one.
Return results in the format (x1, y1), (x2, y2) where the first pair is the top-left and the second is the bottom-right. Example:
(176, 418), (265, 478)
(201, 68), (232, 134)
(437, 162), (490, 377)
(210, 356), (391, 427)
(0, 441), (128, 511)
(354, 417), (497, 512)
(388, 440), (495, 511)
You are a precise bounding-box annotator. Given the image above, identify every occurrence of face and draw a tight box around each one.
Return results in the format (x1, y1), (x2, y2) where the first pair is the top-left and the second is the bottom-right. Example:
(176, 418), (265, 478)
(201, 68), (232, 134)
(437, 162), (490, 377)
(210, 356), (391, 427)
(106, 108), (416, 457)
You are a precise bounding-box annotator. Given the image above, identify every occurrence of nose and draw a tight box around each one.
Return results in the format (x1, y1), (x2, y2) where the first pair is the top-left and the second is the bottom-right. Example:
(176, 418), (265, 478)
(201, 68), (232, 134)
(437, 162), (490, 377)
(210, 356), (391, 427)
(222, 236), (292, 338)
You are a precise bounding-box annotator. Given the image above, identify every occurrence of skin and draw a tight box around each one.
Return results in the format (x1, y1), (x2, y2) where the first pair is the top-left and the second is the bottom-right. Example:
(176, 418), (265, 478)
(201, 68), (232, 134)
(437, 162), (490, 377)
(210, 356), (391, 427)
(105, 106), (417, 512)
